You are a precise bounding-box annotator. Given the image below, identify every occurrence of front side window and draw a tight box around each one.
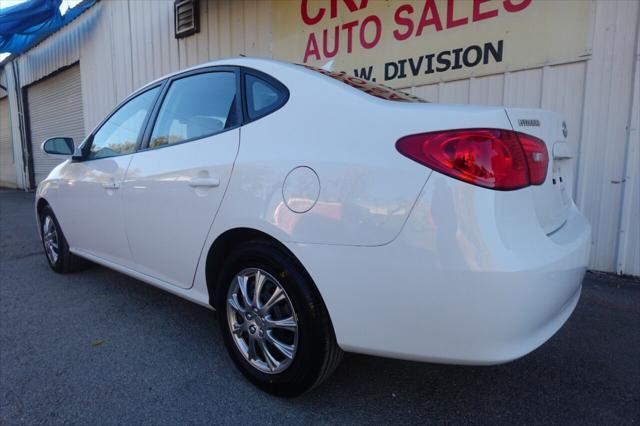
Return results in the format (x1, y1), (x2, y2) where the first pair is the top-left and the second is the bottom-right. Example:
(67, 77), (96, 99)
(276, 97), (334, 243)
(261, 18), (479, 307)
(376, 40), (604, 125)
(149, 72), (237, 149)
(88, 87), (160, 159)
(245, 74), (286, 120)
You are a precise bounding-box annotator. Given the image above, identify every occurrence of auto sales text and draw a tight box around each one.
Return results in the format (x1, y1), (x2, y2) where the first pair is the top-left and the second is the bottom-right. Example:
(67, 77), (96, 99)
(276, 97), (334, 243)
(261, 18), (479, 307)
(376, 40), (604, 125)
(301, 0), (531, 64)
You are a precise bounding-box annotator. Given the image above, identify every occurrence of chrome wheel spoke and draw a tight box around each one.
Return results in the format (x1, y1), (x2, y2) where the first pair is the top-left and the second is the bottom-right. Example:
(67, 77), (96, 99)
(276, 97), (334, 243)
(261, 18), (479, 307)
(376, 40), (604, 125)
(266, 331), (294, 359)
(236, 275), (251, 307)
(261, 287), (285, 314)
(225, 268), (299, 374)
(43, 216), (52, 233)
(259, 340), (280, 372)
(228, 294), (245, 314)
(265, 315), (297, 332)
(42, 216), (59, 263)
(253, 270), (266, 307)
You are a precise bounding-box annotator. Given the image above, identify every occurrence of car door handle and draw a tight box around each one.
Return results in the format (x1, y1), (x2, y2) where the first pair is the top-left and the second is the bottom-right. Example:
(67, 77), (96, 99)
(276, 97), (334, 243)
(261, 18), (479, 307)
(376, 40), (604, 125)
(101, 182), (120, 190)
(188, 177), (220, 188)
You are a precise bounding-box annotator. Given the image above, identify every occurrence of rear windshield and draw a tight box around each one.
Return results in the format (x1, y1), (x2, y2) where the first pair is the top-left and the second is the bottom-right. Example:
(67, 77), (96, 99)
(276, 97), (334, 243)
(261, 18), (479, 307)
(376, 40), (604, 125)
(301, 65), (427, 103)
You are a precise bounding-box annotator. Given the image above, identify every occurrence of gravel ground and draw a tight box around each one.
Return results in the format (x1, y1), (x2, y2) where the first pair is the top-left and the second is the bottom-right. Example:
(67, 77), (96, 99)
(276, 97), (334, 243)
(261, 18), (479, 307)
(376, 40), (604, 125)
(1, 189), (639, 425)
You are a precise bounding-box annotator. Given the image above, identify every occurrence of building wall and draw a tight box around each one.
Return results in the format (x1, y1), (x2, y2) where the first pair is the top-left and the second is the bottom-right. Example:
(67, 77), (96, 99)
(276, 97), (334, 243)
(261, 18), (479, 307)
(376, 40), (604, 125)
(0, 65), (27, 190)
(0, 94), (18, 188)
(26, 64), (85, 184)
(13, 0), (272, 132)
(3, 0), (639, 275)
(617, 19), (640, 277)
(410, 1), (640, 274)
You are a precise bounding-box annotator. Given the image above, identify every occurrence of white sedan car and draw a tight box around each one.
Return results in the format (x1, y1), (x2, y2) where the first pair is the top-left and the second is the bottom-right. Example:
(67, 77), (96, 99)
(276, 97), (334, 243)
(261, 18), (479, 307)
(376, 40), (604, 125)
(36, 57), (590, 396)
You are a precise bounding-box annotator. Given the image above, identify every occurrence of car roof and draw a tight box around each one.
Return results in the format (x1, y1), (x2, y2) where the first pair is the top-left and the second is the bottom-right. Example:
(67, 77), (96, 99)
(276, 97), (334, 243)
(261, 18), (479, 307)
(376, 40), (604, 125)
(139, 57), (299, 91)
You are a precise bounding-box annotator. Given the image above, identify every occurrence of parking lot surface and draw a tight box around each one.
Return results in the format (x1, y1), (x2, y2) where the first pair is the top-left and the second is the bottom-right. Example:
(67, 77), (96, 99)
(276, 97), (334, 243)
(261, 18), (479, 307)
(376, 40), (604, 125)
(1, 189), (639, 425)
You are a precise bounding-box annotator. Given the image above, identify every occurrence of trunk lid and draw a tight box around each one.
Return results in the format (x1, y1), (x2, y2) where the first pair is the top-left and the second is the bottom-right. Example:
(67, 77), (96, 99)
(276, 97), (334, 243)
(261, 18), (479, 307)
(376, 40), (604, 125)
(505, 108), (573, 234)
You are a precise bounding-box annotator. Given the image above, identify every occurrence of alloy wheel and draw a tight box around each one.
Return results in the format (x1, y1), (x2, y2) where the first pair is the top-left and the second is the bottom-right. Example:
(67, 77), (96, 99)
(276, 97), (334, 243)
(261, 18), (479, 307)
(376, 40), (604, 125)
(42, 215), (60, 264)
(226, 268), (299, 374)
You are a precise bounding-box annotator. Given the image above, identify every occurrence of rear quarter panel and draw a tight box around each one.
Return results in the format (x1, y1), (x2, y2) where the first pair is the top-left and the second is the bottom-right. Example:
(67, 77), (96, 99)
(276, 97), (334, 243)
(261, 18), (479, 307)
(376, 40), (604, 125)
(209, 61), (514, 246)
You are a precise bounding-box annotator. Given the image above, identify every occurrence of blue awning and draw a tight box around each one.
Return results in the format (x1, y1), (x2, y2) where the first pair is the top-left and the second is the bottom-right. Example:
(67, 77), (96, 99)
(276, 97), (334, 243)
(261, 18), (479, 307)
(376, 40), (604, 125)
(0, 0), (95, 55)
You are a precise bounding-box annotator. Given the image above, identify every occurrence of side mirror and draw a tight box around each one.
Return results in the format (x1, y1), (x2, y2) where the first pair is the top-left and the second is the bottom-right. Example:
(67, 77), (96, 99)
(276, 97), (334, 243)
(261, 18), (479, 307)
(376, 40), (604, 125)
(41, 137), (75, 158)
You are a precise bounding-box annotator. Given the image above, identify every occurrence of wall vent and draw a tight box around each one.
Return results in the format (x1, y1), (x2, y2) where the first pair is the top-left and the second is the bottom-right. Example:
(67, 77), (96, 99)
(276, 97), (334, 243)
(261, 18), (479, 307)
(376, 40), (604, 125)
(174, 0), (200, 39)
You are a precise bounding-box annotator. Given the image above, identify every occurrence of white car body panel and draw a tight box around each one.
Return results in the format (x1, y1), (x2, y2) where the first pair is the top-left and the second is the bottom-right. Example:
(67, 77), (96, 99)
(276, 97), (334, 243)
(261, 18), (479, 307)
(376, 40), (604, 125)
(122, 129), (240, 289)
(35, 57), (591, 365)
(287, 173), (589, 363)
(505, 108), (574, 234)
(51, 155), (135, 267)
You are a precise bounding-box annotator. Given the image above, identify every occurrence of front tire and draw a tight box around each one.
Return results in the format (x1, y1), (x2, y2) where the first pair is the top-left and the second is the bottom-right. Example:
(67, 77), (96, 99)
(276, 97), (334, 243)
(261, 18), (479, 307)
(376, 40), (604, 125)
(40, 205), (83, 273)
(215, 241), (342, 397)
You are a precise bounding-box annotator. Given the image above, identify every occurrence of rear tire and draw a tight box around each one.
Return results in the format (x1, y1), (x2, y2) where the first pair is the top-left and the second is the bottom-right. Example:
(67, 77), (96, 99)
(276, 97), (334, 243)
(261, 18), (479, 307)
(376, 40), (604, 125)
(215, 240), (342, 397)
(39, 205), (84, 273)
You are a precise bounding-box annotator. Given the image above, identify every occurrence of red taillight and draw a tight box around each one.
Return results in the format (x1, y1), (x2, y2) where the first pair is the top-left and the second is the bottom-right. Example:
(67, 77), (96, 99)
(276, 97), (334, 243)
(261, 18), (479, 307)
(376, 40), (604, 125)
(396, 128), (548, 190)
(517, 132), (549, 185)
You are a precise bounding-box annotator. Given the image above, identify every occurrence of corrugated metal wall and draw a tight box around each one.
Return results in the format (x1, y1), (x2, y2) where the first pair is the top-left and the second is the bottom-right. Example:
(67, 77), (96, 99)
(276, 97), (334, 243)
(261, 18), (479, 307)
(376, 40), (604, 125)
(0, 95), (18, 188)
(15, 0), (272, 132)
(410, 1), (640, 275)
(0, 66), (27, 190)
(577, 1), (639, 273)
(617, 15), (640, 277)
(78, 0), (272, 131)
(16, 4), (92, 88)
(27, 64), (85, 184)
(6, 0), (639, 275)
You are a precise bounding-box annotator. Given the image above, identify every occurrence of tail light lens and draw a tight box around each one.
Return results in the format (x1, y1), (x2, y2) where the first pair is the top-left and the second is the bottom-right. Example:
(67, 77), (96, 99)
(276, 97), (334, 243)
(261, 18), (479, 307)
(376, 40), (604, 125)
(396, 129), (548, 190)
(517, 132), (549, 185)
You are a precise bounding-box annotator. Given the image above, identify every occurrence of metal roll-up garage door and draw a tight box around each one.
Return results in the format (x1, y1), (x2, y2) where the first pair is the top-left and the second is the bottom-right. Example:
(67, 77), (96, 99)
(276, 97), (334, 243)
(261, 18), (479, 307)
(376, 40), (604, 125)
(28, 64), (84, 185)
(0, 95), (17, 188)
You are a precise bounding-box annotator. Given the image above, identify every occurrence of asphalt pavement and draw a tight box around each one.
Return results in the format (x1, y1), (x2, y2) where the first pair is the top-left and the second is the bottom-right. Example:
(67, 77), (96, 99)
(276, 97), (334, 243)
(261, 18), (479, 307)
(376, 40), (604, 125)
(1, 189), (639, 425)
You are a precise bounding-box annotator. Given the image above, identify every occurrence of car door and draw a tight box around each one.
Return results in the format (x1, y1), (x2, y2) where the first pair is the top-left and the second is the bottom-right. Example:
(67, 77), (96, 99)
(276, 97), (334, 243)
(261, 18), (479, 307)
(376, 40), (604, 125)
(55, 85), (162, 267)
(121, 67), (241, 289)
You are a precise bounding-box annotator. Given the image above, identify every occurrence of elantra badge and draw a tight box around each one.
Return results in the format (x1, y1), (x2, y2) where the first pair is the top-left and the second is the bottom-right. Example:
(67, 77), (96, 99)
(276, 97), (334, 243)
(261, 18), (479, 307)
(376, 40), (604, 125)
(518, 119), (540, 127)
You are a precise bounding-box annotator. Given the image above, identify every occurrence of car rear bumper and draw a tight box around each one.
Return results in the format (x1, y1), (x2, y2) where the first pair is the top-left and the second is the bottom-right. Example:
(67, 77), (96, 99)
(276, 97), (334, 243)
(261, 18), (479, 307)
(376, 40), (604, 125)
(287, 173), (591, 365)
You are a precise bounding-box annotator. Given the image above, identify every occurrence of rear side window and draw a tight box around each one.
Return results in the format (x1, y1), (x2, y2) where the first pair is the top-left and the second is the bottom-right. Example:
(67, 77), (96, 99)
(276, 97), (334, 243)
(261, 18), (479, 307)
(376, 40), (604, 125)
(149, 72), (238, 149)
(301, 65), (427, 103)
(245, 74), (287, 120)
